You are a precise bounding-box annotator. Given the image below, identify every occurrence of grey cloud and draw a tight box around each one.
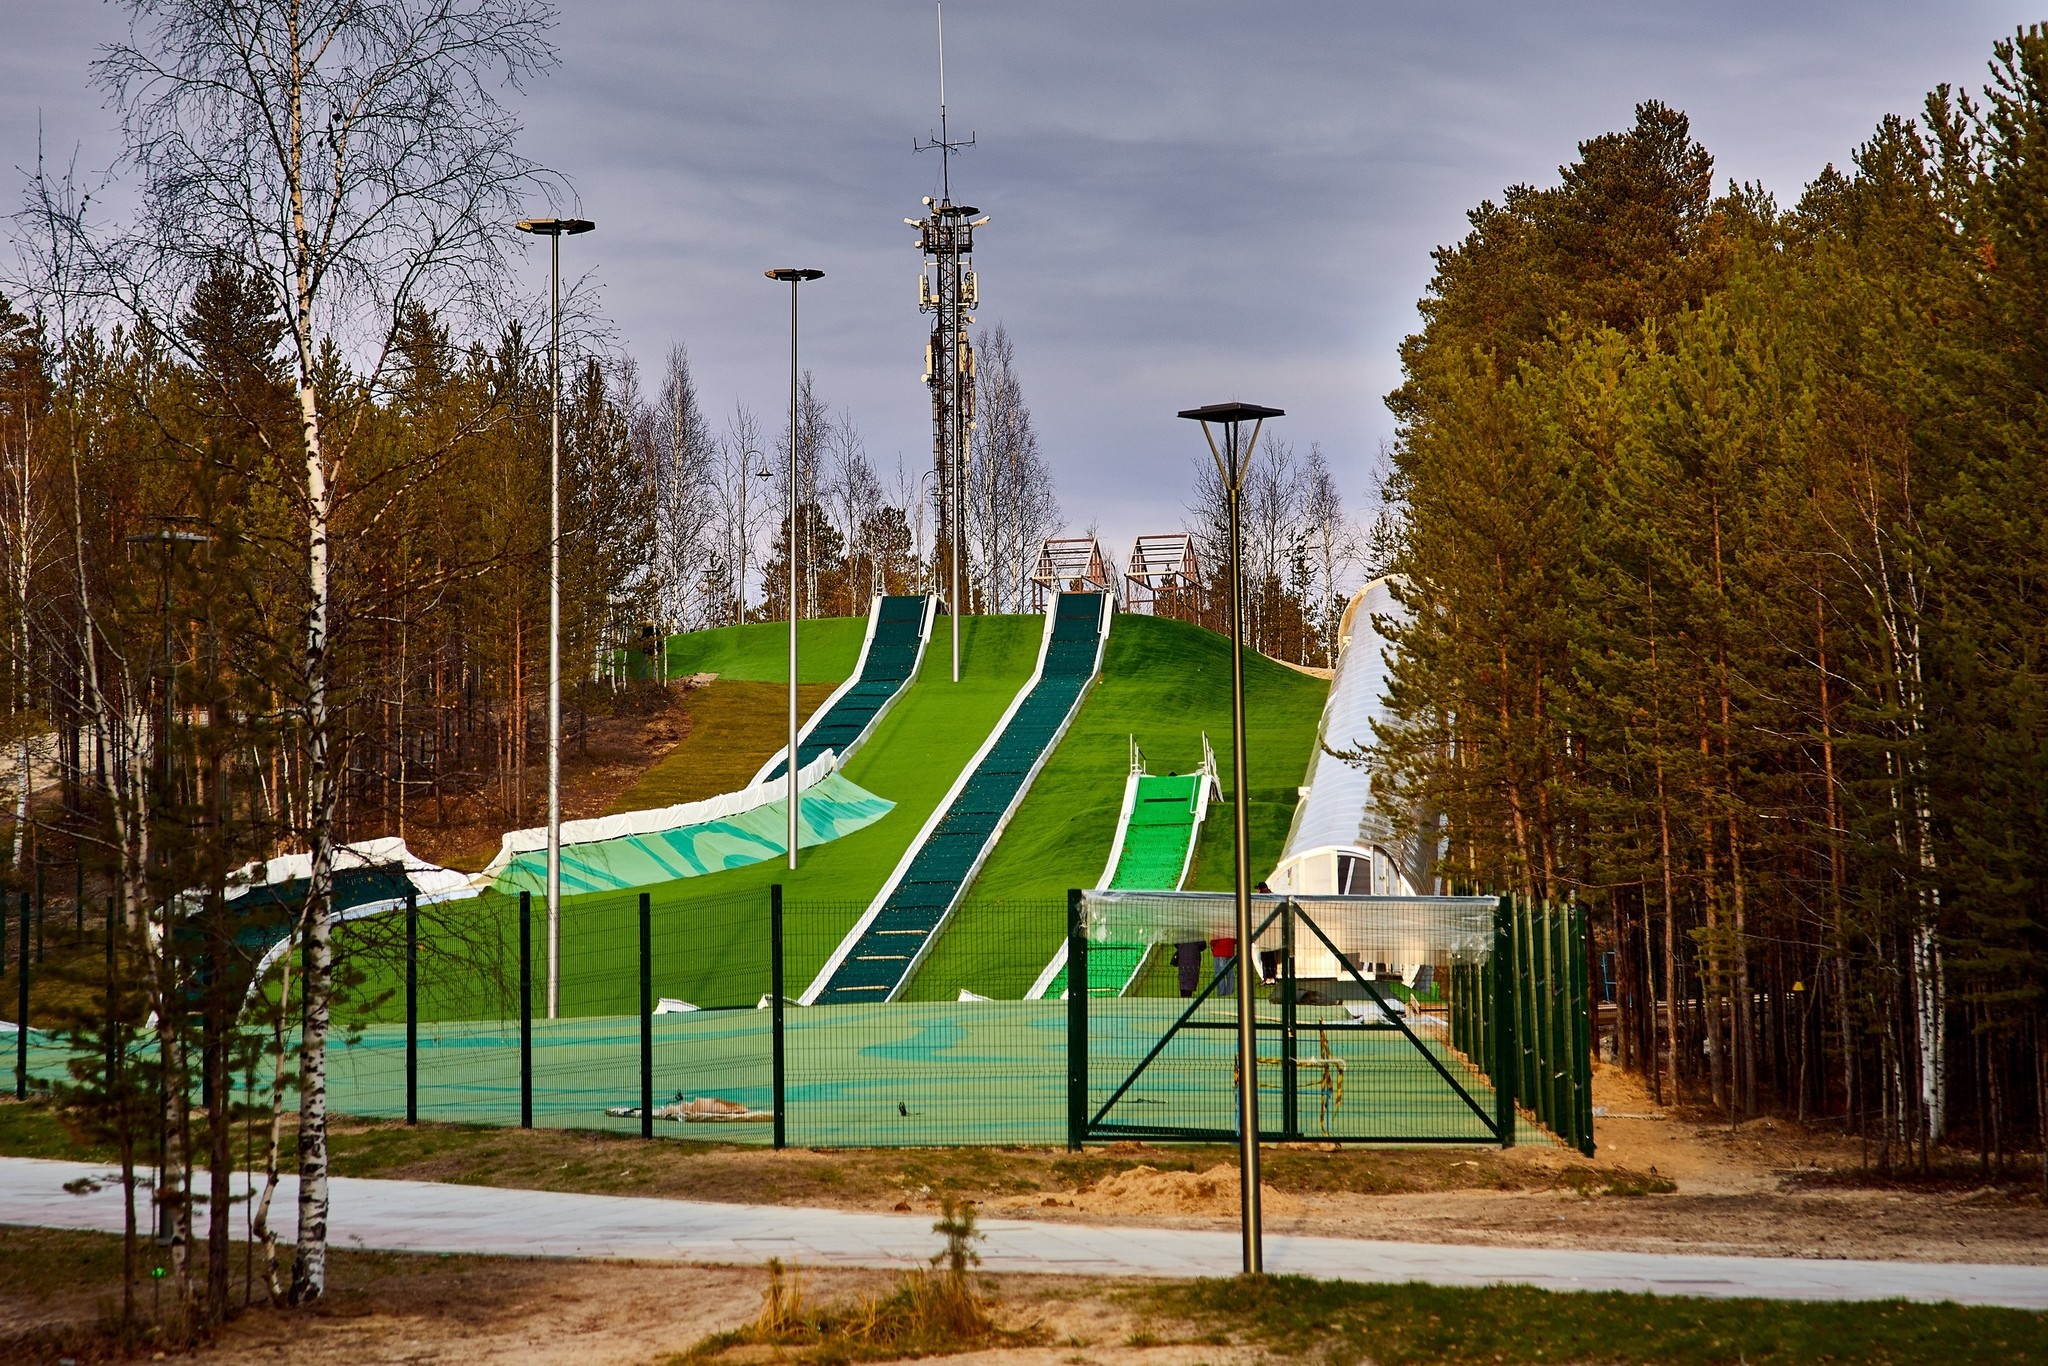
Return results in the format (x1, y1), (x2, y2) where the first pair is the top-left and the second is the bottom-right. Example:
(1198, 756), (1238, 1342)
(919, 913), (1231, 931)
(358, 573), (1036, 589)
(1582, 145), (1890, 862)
(4, 0), (2037, 555)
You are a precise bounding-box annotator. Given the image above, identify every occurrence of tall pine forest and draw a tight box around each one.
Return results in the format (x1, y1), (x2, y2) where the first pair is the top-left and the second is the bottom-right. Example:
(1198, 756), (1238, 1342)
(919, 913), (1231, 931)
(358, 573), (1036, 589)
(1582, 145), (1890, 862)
(1377, 34), (2048, 1168)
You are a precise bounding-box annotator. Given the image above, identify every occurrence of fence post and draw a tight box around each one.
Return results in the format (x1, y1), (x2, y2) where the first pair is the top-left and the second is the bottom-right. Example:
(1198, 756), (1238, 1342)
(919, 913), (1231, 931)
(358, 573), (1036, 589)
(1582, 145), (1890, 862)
(75, 861), (83, 935)
(34, 861), (43, 963)
(1281, 899), (1298, 1141)
(1572, 904), (1596, 1156)
(1518, 897), (1538, 1119)
(15, 893), (28, 1099)
(1537, 903), (1552, 1136)
(1478, 953), (1490, 1076)
(105, 891), (117, 1096)
(1492, 895), (1514, 1147)
(770, 884), (785, 1151)
(1456, 959), (1469, 1057)
(639, 891), (654, 1140)
(518, 890), (533, 1128)
(1066, 888), (1086, 1152)
(405, 890), (418, 1125)
(1550, 903), (1569, 1137)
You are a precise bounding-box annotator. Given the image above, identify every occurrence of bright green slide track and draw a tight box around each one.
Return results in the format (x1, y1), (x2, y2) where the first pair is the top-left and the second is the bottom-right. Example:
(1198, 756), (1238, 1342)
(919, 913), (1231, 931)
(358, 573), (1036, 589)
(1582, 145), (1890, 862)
(807, 593), (1112, 1004)
(1032, 759), (1215, 999)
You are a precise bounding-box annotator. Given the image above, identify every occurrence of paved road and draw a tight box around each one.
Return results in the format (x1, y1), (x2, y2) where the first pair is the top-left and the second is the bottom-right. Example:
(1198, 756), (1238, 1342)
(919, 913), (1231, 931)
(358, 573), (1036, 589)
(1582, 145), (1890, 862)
(4, 1157), (2044, 1309)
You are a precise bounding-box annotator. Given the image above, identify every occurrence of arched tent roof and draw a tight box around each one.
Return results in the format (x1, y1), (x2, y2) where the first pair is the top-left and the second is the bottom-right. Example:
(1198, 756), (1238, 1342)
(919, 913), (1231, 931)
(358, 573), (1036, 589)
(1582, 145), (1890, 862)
(1270, 577), (1433, 894)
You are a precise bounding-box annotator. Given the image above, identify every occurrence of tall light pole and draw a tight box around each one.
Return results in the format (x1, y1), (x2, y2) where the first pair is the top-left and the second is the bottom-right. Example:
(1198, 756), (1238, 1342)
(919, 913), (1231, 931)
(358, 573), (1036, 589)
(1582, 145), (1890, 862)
(766, 268), (824, 869)
(1178, 400), (1283, 1276)
(914, 467), (939, 595)
(516, 215), (595, 1020)
(125, 523), (211, 1243)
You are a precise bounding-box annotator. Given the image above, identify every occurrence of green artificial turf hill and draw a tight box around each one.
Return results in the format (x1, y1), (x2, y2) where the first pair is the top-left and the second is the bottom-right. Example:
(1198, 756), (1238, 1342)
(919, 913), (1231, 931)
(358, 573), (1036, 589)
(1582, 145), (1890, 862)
(344, 610), (1329, 1021)
(355, 613), (1047, 1022)
(664, 616), (868, 683)
(904, 612), (1328, 1001)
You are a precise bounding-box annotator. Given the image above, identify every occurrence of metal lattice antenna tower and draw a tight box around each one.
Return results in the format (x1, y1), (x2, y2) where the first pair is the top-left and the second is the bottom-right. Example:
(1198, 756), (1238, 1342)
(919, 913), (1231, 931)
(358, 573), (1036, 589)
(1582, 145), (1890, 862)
(908, 0), (986, 682)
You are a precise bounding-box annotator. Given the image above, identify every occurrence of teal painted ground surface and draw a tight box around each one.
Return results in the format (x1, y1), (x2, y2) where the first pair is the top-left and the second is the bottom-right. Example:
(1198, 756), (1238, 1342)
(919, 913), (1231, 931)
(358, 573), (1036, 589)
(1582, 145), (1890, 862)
(491, 773), (894, 896)
(303, 998), (1535, 1147)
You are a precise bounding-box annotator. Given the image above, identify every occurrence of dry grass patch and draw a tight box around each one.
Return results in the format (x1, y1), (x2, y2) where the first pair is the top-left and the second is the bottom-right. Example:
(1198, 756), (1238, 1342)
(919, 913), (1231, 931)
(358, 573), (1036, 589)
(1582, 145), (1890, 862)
(676, 1201), (1043, 1365)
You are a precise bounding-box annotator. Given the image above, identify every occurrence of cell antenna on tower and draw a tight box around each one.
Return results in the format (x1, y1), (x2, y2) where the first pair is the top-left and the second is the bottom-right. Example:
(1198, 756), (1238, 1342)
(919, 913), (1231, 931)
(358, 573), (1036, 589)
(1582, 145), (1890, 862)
(908, 0), (987, 682)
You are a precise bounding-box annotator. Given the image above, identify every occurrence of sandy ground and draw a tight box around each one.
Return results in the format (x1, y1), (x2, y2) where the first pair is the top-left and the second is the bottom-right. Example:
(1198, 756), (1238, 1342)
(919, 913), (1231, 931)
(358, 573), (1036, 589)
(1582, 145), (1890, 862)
(183, 1267), (1249, 1366)
(0, 1242), (1235, 1366)
(967, 1065), (2048, 1265)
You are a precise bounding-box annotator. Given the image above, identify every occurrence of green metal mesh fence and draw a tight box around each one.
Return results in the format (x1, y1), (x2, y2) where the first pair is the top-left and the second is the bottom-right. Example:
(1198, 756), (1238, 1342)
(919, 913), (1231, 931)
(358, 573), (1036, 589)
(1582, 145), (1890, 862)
(11, 885), (1591, 1154)
(1447, 895), (1596, 1155)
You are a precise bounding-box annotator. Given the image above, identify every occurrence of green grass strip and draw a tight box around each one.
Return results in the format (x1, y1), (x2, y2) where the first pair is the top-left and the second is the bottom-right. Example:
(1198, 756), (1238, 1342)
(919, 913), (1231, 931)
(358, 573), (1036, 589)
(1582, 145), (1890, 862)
(664, 617), (867, 683)
(1142, 1274), (2048, 1364)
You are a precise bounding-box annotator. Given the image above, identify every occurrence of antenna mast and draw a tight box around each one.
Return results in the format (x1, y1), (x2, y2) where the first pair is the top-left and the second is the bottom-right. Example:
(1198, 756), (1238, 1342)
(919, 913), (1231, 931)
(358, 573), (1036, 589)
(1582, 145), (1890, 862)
(910, 0), (983, 682)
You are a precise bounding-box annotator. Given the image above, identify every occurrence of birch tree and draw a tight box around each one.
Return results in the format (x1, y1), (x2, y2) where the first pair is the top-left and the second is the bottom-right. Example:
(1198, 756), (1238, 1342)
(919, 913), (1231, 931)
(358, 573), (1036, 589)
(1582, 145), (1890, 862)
(93, 0), (558, 1302)
(968, 324), (1058, 612)
(645, 343), (715, 630)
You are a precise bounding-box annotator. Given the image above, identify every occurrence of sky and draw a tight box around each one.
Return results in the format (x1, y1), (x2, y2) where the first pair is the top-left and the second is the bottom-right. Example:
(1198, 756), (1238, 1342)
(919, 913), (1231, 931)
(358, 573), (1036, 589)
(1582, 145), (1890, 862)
(2, 1), (2039, 561)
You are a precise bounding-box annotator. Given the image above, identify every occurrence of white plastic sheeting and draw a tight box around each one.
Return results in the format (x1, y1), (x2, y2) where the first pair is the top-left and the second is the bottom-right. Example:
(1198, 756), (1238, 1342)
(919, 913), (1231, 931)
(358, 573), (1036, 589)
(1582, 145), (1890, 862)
(235, 838), (480, 1002)
(225, 836), (474, 904)
(1270, 577), (1433, 896)
(476, 750), (840, 884)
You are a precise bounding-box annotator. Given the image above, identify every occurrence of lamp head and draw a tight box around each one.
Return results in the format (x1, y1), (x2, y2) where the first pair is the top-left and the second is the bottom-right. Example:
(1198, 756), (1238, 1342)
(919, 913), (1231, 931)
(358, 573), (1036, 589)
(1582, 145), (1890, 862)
(515, 217), (596, 236)
(764, 267), (825, 282)
(1179, 402), (1285, 489)
(1177, 402), (1285, 426)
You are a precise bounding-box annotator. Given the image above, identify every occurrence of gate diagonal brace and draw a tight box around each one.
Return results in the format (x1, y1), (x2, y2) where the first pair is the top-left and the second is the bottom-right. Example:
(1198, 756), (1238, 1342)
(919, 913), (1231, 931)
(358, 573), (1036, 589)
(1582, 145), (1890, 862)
(1086, 902), (1287, 1132)
(1296, 909), (1500, 1135)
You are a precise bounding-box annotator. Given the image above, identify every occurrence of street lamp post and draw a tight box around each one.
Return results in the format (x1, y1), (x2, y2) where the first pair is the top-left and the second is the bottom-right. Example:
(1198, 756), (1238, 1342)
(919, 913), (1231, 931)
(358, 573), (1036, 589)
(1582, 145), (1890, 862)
(516, 215), (595, 1021)
(1178, 400), (1283, 1276)
(914, 467), (939, 596)
(765, 268), (824, 870)
(125, 524), (212, 1243)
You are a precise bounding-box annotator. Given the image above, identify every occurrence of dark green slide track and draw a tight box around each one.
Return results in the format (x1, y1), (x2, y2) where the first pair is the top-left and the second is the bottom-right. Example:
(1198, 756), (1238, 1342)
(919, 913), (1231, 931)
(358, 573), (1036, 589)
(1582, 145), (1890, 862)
(807, 592), (1110, 1004)
(757, 595), (933, 783)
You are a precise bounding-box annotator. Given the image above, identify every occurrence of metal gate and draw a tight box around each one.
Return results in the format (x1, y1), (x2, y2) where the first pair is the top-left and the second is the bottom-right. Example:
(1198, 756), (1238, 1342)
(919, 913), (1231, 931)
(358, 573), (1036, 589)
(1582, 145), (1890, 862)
(1066, 892), (1533, 1148)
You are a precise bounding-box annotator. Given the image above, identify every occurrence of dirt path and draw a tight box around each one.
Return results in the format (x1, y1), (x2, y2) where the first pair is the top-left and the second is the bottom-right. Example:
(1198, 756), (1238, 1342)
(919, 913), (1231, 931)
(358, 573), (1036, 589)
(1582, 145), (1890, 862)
(970, 1064), (2048, 1265)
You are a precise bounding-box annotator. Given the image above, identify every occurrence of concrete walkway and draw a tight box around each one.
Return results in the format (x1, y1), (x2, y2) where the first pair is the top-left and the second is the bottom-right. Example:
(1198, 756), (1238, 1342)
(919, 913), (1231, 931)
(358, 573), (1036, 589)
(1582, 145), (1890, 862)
(4, 1157), (2044, 1309)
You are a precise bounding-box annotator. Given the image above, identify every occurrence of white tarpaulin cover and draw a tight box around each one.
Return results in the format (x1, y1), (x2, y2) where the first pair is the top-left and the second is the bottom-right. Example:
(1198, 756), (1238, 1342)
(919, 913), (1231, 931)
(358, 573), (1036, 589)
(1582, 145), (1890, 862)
(225, 836), (475, 904)
(477, 750), (840, 883)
